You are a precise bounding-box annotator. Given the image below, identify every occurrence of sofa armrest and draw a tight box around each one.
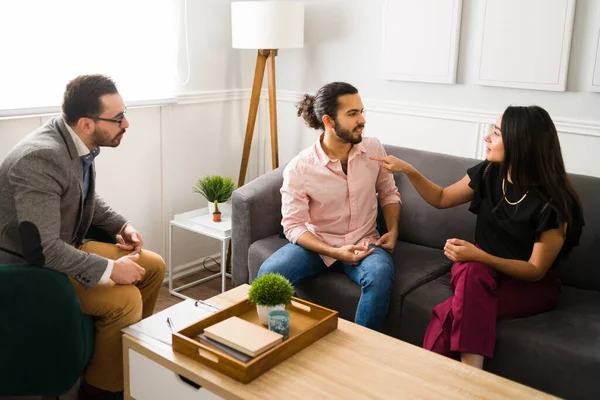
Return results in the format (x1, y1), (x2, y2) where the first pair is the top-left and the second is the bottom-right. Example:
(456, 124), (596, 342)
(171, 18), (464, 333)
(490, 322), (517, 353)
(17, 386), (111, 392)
(232, 167), (285, 285)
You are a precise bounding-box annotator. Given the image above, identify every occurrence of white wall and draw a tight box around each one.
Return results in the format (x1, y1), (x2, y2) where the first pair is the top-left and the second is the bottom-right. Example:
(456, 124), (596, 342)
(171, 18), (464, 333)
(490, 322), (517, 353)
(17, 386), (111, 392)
(2, 0), (600, 278)
(175, 0), (255, 93)
(275, 0), (600, 116)
(264, 0), (600, 178)
(160, 96), (259, 268)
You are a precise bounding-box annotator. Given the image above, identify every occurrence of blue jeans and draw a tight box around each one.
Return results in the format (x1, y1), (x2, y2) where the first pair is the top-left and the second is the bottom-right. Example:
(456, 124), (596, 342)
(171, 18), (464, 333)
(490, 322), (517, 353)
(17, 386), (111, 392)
(257, 243), (394, 330)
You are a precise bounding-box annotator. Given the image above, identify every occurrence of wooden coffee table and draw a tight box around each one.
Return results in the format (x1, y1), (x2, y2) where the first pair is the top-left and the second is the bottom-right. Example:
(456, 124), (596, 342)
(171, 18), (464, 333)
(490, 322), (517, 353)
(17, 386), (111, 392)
(123, 285), (556, 399)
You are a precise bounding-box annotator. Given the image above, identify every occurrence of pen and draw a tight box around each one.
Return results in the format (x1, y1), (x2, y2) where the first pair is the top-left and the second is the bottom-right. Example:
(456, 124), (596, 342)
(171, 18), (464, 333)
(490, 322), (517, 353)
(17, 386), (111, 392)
(166, 317), (175, 333)
(195, 299), (220, 312)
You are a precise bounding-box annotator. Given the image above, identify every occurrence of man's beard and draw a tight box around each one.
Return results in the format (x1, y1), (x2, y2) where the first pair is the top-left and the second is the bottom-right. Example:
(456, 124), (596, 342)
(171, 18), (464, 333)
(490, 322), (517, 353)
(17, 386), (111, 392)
(334, 122), (364, 145)
(92, 126), (125, 148)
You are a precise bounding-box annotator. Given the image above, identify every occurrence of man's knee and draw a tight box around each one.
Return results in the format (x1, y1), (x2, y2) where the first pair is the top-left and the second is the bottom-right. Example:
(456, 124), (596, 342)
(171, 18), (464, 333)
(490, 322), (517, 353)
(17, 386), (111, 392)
(139, 249), (166, 279)
(257, 243), (318, 284)
(361, 251), (394, 288)
(359, 269), (393, 296)
(257, 244), (297, 277)
(257, 259), (280, 278)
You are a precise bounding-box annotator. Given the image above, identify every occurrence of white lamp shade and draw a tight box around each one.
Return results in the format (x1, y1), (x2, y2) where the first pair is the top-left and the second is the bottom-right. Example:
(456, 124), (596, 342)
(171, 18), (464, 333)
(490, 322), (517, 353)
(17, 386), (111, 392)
(231, 1), (304, 49)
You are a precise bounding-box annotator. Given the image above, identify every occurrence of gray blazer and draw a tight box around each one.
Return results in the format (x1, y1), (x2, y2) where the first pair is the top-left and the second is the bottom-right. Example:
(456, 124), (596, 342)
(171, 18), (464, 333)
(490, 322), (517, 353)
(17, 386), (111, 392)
(0, 117), (128, 288)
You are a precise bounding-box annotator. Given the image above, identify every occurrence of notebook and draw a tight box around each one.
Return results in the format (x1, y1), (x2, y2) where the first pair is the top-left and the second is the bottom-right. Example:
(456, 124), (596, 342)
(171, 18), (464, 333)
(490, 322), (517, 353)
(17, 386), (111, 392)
(203, 316), (283, 357)
(197, 332), (252, 362)
(123, 299), (217, 346)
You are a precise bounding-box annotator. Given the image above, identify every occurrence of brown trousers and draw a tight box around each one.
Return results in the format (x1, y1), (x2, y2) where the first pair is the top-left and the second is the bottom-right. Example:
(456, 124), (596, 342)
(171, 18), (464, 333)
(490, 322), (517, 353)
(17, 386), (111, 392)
(69, 241), (166, 392)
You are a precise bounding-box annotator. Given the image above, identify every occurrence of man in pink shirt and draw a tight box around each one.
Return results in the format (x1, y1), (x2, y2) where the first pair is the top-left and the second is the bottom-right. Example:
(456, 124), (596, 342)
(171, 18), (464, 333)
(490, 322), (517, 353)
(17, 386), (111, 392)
(257, 82), (401, 330)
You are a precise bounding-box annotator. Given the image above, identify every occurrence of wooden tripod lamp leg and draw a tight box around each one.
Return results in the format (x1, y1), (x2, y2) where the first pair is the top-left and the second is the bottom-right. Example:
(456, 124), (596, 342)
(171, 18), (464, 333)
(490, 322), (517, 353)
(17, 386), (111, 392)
(238, 50), (268, 187)
(266, 49), (279, 170)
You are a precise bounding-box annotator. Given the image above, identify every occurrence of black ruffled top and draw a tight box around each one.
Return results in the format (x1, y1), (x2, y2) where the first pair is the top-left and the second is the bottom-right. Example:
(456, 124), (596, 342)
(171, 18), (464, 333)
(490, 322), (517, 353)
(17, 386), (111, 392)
(467, 160), (583, 266)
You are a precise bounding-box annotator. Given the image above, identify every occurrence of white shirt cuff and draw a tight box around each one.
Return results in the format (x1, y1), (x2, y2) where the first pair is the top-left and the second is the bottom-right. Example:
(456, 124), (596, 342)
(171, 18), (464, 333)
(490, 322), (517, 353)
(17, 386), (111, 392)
(119, 221), (131, 234)
(98, 260), (114, 284)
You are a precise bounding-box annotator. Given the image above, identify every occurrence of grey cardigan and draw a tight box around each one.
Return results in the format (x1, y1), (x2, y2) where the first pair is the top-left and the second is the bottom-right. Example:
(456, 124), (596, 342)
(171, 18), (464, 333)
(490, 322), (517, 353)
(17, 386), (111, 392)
(0, 117), (127, 287)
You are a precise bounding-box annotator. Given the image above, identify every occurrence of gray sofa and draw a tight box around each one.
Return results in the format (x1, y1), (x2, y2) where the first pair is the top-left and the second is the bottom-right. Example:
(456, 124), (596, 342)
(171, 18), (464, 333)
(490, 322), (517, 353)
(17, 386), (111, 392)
(232, 145), (600, 400)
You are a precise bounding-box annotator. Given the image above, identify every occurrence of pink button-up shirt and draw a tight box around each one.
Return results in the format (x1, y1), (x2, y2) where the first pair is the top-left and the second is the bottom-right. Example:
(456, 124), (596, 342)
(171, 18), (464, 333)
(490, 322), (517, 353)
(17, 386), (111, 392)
(281, 135), (401, 266)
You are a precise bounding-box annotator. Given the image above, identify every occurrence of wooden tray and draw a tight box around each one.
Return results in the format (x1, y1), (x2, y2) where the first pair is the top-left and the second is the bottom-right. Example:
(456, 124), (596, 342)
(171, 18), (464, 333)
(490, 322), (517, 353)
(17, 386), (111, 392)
(171, 296), (338, 383)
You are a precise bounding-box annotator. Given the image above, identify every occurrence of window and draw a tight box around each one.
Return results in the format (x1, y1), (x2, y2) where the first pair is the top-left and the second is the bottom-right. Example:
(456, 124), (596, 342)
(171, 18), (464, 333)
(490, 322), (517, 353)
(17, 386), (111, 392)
(0, 0), (178, 117)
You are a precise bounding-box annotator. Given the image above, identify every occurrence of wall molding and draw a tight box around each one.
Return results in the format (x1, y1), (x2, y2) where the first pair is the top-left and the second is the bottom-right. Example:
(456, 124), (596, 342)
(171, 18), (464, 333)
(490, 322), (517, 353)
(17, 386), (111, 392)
(0, 90), (246, 120)
(164, 253), (222, 283)
(271, 90), (600, 138)
(0, 98), (177, 120)
(474, 123), (490, 159)
(5, 88), (598, 139)
(176, 89), (251, 105)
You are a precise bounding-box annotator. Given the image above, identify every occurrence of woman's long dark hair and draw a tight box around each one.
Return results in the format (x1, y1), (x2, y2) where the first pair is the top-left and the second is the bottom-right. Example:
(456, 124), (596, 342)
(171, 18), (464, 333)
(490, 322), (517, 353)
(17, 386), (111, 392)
(501, 105), (582, 245)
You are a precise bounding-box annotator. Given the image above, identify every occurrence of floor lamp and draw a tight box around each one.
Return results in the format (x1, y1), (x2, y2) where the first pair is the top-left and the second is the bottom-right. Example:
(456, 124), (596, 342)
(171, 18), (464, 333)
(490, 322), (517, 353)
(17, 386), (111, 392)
(231, 1), (304, 187)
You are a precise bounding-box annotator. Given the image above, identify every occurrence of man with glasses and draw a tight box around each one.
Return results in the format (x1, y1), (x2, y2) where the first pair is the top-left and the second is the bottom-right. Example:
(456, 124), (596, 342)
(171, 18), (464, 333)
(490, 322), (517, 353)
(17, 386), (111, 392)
(0, 74), (165, 399)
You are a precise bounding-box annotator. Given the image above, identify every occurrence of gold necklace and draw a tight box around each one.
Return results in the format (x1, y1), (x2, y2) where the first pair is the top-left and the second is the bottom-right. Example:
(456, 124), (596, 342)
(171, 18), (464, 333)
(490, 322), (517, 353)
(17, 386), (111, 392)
(502, 178), (528, 205)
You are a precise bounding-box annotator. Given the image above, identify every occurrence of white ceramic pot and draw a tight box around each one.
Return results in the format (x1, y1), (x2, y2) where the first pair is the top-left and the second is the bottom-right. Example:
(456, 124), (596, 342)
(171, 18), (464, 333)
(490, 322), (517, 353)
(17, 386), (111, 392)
(207, 201), (227, 216)
(256, 304), (285, 326)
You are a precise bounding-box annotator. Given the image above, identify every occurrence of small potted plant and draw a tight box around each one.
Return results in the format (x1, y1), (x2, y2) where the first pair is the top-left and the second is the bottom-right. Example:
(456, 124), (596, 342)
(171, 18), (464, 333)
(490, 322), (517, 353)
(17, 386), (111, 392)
(212, 200), (222, 222)
(193, 175), (236, 215)
(248, 273), (294, 326)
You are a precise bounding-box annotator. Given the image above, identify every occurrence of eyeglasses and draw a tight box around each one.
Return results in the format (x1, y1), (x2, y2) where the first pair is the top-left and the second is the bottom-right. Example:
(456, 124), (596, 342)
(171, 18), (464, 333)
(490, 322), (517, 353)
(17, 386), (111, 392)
(85, 115), (126, 126)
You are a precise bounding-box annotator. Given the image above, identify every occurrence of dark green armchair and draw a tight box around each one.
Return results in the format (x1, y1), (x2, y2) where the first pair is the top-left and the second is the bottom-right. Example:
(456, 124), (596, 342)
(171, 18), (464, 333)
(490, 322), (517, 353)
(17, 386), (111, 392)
(0, 226), (115, 397)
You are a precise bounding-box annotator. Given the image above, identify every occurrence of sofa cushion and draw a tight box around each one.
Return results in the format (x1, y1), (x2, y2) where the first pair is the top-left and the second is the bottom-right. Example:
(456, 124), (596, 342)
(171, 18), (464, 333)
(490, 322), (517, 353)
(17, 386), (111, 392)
(248, 235), (289, 282)
(400, 275), (600, 400)
(398, 272), (453, 347)
(248, 237), (451, 335)
(488, 286), (600, 400)
(555, 173), (600, 292)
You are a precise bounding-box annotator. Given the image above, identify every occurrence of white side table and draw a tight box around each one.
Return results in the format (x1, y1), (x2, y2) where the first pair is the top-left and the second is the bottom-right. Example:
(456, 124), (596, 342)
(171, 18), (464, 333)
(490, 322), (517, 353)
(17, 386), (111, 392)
(167, 204), (232, 298)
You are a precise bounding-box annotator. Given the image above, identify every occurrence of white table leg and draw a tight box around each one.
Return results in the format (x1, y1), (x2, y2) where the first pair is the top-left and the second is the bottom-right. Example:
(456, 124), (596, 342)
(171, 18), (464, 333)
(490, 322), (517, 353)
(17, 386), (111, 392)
(221, 238), (228, 292)
(168, 223), (173, 292)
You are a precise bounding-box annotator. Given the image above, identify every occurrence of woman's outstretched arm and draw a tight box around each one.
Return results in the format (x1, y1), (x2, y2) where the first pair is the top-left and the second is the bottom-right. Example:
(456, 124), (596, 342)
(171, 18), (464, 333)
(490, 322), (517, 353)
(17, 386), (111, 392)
(370, 155), (474, 209)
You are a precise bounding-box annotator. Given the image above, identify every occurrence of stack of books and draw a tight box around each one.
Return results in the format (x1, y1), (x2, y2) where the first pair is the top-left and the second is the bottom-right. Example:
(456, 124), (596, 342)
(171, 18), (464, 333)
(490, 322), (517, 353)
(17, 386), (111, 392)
(198, 317), (283, 362)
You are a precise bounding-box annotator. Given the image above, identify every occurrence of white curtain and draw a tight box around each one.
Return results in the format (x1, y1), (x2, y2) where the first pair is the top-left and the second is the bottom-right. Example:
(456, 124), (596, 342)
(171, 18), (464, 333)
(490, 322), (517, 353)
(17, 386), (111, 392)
(0, 0), (178, 116)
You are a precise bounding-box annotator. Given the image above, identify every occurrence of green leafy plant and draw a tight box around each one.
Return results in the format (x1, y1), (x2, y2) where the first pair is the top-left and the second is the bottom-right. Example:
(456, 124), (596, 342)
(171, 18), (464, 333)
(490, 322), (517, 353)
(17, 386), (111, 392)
(193, 175), (236, 203)
(213, 200), (220, 214)
(248, 273), (294, 306)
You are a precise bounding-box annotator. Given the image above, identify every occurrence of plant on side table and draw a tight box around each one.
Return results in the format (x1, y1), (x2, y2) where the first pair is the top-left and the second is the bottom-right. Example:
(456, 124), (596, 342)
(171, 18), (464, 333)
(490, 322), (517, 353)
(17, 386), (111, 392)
(248, 273), (294, 326)
(193, 175), (236, 215)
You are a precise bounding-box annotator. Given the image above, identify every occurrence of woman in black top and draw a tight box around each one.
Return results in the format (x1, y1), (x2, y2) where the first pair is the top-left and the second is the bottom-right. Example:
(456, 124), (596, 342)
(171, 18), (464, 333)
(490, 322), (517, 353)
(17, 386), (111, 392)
(371, 105), (583, 368)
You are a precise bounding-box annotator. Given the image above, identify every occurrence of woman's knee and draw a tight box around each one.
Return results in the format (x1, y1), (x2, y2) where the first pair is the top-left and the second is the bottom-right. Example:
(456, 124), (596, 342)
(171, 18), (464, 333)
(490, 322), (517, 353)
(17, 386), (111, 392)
(453, 261), (496, 284)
